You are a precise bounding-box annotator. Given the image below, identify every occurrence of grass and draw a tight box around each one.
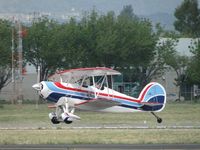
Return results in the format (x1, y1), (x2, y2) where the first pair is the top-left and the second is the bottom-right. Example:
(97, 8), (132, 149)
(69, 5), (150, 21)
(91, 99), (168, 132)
(0, 129), (200, 144)
(0, 102), (200, 127)
(0, 102), (200, 144)
(0, 104), (50, 128)
(79, 102), (200, 126)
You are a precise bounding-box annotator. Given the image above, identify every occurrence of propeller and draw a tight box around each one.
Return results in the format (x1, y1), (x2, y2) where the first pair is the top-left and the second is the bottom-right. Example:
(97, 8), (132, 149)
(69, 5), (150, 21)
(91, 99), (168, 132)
(32, 83), (42, 91)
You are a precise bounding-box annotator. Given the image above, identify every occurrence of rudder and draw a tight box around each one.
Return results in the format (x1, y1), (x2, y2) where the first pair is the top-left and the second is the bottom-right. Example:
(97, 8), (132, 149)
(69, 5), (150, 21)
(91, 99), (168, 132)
(138, 82), (166, 112)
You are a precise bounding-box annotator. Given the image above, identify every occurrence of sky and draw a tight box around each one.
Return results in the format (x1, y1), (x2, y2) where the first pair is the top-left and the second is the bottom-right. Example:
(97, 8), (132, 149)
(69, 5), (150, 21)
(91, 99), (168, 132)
(0, 0), (194, 15)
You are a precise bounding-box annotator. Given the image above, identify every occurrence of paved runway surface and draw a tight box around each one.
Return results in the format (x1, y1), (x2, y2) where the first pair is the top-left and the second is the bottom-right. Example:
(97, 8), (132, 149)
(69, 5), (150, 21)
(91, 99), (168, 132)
(0, 144), (200, 150)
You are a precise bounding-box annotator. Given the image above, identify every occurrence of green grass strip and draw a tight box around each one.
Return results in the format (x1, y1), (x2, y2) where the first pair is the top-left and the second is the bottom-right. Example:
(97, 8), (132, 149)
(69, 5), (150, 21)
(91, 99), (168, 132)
(0, 129), (200, 144)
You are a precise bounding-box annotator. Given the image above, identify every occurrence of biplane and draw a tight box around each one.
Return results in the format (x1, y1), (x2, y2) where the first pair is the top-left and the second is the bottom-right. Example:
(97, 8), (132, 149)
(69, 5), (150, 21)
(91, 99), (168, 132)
(32, 67), (166, 124)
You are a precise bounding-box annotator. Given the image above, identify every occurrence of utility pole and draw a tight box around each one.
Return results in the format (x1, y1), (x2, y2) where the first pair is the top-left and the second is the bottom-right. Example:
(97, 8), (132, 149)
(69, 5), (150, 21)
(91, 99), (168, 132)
(17, 20), (23, 104)
(11, 20), (15, 104)
(36, 65), (40, 109)
(11, 19), (24, 105)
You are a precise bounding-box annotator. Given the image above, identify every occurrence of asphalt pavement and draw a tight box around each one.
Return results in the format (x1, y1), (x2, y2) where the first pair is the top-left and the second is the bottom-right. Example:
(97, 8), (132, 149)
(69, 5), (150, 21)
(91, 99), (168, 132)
(0, 144), (200, 150)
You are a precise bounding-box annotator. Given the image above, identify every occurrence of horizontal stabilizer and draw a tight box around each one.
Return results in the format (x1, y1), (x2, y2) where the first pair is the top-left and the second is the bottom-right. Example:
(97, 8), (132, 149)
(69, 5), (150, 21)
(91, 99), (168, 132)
(140, 102), (163, 106)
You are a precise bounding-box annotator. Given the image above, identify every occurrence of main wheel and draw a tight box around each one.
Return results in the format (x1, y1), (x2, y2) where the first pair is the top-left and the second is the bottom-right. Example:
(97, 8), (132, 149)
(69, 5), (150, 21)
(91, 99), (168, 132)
(63, 119), (73, 124)
(61, 113), (73, 124)
(51, 117), (60, 124)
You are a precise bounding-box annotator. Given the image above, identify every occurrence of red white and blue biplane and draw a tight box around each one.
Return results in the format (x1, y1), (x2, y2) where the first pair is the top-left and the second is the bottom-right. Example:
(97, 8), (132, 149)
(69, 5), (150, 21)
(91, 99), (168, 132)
(32, 67), (166, 124)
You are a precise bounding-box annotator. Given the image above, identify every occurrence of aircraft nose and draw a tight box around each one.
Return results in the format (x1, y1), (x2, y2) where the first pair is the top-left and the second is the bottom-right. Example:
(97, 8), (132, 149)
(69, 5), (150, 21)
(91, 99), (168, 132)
(32, 83), (41, 91)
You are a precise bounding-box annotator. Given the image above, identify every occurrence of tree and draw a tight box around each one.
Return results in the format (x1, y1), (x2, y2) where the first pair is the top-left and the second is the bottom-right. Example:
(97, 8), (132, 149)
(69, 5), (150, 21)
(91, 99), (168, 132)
(0, 19), (12, 92)
(141, 39), (177, 86)
(174, 0), (200, 37)
(162, 39), (189, 100)
(187, 40), (200, 84)
(126, 38), (180, 90)
(23, 17), (62, 81)
(80, 7), (162, 89)
(92, 11), (119, 67)
(59, 18), (88, 69)
(81, 6), (172, 89)
(78, 10), (121, 67)
(118, 5), (138, 21)
(79, 9), (101, 67)
(116, 6), (160, 87)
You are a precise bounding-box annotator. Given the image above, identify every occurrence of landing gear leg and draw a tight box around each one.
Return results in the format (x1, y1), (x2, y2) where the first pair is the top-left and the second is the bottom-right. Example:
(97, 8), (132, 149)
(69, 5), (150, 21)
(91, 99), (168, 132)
(151, 112), (162, 123)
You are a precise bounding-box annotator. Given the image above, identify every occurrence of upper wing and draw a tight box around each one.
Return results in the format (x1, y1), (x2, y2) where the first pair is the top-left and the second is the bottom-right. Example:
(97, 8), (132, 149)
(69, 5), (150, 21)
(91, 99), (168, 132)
(48, 67), (121, 82)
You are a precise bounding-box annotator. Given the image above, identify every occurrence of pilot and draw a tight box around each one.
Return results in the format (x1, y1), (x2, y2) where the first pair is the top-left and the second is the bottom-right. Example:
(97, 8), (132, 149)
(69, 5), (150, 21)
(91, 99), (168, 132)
(95, 83), (104, 90)
(82, 81), (88, 88)
(95, 83), (101, 89)
(82, 78), (90, 88)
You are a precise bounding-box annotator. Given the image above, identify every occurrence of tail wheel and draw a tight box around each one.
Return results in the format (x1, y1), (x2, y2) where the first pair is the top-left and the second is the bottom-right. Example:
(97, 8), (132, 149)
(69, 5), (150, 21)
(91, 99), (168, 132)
(151, 112), (162, 124)
(157, 118), (162, 123)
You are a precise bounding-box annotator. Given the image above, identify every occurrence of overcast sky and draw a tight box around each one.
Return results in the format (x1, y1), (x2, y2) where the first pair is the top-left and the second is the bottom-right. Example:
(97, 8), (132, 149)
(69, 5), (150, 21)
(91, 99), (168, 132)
(0, 0), (198, 15)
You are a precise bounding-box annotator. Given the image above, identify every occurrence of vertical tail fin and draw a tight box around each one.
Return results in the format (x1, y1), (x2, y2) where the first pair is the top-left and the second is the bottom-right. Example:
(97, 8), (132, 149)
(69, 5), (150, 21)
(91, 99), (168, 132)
(138, 82), (166, 112)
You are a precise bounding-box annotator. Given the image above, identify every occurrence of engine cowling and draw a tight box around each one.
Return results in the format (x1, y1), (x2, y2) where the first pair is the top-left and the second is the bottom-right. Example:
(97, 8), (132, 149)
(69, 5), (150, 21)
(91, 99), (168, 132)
(61, 113), (73, 124)
(49, 112), (60, 124)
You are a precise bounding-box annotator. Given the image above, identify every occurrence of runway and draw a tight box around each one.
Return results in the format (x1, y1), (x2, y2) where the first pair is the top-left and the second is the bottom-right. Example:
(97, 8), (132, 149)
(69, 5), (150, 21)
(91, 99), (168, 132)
(0, 144), (200, 150)
(1, 125), (200, 130)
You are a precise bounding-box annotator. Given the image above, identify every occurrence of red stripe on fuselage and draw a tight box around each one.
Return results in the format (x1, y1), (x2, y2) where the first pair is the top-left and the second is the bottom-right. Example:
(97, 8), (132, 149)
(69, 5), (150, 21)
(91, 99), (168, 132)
(55, 82), (88, 93)
(54, 82), (152, 104)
